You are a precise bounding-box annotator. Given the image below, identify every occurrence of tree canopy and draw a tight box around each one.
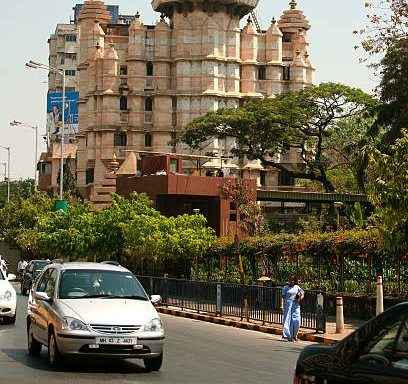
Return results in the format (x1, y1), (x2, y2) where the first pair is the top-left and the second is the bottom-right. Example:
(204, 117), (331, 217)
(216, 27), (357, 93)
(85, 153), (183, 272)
(0, 192), (216, 272)
(355, 1), (408, 148)
(176, 83), (378, 192)
(368, 130), (408, 255)
(356, 0), (408, 55)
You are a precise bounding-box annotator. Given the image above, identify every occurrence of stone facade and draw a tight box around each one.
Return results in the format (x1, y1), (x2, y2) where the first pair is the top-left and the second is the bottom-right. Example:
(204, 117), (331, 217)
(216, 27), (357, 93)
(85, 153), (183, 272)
(73, 0), (315, 200)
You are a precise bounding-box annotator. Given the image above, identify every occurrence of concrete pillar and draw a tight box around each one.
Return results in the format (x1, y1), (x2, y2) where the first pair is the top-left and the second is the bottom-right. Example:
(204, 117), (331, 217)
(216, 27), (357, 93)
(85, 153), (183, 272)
(376, 275), (384, 315)
(336, 296), (344, 333)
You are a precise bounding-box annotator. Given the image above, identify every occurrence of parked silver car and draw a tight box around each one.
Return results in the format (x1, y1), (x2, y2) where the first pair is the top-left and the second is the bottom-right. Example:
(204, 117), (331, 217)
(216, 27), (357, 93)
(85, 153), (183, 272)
(27, 261), (164, 370)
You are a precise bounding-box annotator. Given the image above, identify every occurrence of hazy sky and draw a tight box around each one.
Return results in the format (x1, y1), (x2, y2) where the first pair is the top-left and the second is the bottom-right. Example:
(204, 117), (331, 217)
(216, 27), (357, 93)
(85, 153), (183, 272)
(0, 0), (376, 180)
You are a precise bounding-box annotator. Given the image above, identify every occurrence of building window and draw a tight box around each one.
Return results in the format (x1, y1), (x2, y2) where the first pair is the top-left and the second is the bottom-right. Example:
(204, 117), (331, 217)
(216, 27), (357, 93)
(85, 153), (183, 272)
(120, 96), (127, 111)
(144, 133), (152, 147)
(114, 132), (127, 146)
(260, 171), (267, 187)
(119, 65), (127, 75)
(65, 35), (77, 42)
(170, 159), (179, 173)
(145, 97), (153, 111)
(65, 53), (77, 60)
(39, 162), (52, 175)
(86, 168), (94, 184)
(60, 58), (65, 65)
(282, 32), (292, 43)
(283, 66), (290, 81)
(65, 69), (76, 76)
(258, 66), (266, 80)
(278, 171), (294, 186)
(146, 62), (153, 76)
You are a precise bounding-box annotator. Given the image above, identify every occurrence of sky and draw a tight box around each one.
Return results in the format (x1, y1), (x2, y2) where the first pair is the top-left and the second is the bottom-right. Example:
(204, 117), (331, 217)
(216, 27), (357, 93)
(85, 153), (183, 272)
(0, 0), (377, 180)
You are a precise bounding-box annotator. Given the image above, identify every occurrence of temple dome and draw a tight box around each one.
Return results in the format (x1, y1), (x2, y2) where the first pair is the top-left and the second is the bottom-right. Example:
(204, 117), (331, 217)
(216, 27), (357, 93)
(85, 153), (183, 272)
(278, 1), (310, 31)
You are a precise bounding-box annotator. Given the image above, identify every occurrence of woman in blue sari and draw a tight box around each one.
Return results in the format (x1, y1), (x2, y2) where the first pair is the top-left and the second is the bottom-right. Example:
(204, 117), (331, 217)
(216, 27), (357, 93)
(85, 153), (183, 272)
(280, 275), (304, 341)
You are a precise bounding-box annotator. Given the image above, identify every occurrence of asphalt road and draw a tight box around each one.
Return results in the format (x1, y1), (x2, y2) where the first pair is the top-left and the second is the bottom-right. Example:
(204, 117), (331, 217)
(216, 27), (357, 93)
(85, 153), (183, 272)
(0, 286), (312, 384)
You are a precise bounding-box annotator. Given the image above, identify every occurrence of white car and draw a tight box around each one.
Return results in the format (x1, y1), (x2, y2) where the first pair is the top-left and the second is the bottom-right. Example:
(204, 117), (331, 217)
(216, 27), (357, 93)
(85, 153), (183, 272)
(27, 261), (165, 370)
(0, 268), (17, 324)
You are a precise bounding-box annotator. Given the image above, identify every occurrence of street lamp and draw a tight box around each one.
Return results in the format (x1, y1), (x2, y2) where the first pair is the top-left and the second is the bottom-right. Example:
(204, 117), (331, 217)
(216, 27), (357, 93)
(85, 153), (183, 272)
(0, 145), (11, 202)
(10, 120), (38, 189)
(26, 59), (65, 200)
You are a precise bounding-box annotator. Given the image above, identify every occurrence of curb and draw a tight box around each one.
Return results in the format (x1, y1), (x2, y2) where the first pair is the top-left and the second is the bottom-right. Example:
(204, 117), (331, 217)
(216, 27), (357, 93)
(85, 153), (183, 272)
(157, 307), (338, 345)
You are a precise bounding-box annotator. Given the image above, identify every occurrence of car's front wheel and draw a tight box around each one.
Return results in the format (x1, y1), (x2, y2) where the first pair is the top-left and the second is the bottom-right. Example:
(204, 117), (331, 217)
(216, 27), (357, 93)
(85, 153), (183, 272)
(48, 330), (63, 367)
(27, 321), (42, 355)
(144, 353), (163, 371)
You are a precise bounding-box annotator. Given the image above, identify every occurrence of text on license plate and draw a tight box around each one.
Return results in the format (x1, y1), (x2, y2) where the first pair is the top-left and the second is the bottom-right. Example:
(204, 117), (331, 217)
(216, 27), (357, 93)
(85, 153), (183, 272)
(95, 337), (137, 345)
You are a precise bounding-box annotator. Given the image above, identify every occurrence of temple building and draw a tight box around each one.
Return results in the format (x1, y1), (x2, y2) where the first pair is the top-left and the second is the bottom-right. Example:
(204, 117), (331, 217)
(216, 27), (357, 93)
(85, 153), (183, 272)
(41, 0), (315, 205)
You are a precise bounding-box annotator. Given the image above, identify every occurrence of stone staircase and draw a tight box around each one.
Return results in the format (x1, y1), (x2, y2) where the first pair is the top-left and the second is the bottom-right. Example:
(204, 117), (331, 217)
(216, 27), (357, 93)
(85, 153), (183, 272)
(89, 172), (117, 210)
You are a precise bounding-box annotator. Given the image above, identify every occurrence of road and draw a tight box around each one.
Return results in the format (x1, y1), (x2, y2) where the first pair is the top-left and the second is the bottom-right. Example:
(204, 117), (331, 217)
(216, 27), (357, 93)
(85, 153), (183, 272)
(0, 286), (312, 384)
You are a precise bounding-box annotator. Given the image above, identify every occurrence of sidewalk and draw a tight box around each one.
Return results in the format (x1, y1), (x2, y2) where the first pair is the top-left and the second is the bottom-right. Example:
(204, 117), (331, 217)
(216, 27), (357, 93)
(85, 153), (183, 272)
(157, 306), (365, 345)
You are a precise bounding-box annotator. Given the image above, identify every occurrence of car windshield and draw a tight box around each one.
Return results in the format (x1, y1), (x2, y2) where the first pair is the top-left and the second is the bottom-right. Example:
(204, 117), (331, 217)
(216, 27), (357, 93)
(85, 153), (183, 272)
(32, 261), (50, 277)
(58, 269), (149, 300)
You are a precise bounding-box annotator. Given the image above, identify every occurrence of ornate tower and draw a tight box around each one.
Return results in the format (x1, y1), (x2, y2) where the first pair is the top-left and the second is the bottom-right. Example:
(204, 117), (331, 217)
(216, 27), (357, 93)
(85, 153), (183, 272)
(75, 0), (315, 203)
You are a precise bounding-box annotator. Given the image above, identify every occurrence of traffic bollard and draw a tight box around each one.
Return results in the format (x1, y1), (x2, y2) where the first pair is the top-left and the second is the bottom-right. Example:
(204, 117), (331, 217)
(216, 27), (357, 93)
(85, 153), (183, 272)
(376, 275), (384, 315)
(336, 296), (344, 333)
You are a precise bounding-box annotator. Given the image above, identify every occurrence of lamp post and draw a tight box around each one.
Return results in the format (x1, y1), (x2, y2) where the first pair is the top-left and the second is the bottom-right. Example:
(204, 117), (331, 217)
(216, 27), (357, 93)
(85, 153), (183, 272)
(0, 145), (11, 202)
(26, 59), (65, 200)
(10, 120), (38, 189)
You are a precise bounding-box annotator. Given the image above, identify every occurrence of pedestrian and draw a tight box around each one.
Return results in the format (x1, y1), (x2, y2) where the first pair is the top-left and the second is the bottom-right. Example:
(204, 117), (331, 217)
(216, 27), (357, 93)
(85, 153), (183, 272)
(0, 255), (8, 273)
(280, 275), (304, 341)
(17, 258), (27, 279)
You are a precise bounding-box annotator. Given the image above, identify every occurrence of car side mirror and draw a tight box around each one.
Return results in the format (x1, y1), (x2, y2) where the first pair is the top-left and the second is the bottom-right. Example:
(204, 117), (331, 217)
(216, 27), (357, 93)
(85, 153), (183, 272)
(150, 294), (162, 306)
(7, 273), (16, 281)
(34, 291), (51, 302)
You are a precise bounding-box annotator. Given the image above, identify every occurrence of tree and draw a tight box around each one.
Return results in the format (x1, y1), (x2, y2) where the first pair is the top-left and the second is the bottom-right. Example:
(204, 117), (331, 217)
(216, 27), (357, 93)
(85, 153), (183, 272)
(368, 130), (408, 255)
(356, 1), (407, 56)
(218, 178), (265, 236)
(56, 155), (76, 195)
(375, 39), (408, 148)
(176, 83), (377, 192)
(0, 193), (53, 255)
(355, 1), (408, 148)
(326, 115), (383, 192)
(0, 179), (35, 208)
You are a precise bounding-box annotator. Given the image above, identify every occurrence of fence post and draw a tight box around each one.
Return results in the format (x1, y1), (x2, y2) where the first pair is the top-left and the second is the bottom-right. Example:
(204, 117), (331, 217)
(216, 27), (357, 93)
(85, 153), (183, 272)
(336, 296), (345, 333)
(376, 275), (384, 315)
(163, 274), (168, 307)
(216, 283), (222, 316)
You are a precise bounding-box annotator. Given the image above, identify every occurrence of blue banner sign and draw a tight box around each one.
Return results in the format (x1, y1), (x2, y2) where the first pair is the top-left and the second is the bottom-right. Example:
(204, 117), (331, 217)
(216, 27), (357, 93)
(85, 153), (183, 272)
(46, 92), (79, 136)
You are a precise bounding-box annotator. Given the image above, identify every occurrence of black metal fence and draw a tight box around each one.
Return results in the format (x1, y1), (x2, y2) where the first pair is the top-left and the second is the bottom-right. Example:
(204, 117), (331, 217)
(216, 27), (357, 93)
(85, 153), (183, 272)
(137, 276), (326, 332)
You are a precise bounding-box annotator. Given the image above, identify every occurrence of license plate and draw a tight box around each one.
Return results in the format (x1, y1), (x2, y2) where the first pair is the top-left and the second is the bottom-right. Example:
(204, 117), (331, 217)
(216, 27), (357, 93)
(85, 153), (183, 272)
(95, 337), (137, 345)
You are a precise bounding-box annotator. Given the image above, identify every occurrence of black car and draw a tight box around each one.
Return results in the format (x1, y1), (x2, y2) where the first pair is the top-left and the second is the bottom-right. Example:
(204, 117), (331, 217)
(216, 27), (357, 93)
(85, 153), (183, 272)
(294, 302), (408, 384)
(20, 260), (50, 295)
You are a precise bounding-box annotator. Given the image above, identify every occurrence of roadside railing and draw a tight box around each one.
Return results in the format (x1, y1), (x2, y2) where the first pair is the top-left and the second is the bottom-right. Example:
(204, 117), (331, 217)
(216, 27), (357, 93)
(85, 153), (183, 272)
(137, 276), (326, 332)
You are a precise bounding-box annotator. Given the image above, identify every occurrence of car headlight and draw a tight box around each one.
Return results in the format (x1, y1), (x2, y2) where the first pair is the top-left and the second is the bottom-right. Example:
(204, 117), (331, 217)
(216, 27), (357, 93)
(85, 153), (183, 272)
(0, 290), (13, 301)
(142, 318), (164, 333)
(62, 316), (88, 331)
